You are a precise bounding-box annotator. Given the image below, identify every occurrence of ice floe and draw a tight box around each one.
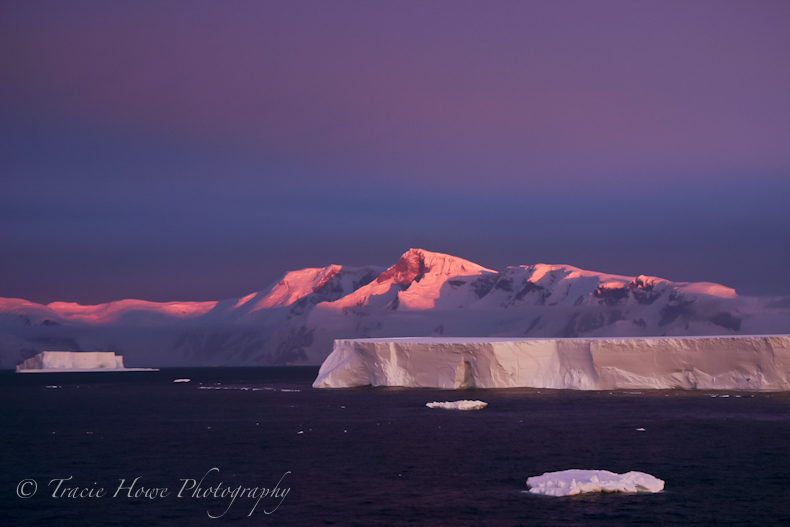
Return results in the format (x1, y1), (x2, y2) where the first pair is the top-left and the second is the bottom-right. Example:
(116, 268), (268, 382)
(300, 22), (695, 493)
(426, 400), (487, 410)
(527, 469), (664, 496)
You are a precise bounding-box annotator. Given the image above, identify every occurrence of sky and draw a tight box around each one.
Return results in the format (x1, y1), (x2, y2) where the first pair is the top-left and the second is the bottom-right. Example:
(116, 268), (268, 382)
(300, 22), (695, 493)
(1, 0), (789, 305)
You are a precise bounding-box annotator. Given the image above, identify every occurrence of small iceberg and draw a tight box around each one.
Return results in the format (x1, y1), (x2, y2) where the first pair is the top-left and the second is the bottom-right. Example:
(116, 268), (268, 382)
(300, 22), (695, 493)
(527, 469), (664, 496)
(173, 379), (191, 383)
(426, 400), (487, 410)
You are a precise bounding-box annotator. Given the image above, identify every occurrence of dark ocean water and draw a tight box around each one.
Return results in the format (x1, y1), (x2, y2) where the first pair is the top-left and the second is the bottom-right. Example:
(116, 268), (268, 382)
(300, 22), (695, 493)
(2, 368), (790, 526)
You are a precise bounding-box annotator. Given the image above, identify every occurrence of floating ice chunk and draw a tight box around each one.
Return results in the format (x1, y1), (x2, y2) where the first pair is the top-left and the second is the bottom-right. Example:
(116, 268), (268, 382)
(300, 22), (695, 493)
(280, 389), (301, 392)
(198, 385), (261, 391)
(527, 469), (664, 496)
(636, 428), (646, 431)
(173, 378), (191, 383)
(426, 400), (487, 410)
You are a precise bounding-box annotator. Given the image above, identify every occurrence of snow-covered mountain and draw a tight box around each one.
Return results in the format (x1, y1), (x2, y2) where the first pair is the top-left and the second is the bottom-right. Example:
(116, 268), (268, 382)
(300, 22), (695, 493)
(2, 248), (789, 368)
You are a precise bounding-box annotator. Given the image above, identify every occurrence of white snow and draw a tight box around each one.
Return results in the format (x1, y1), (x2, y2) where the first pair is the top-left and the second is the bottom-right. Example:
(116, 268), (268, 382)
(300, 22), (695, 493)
(15, 351), (158, 373)
(426, 400), (487, 410)
(527, 469), (664, 496)
(313, 335), (790, 391)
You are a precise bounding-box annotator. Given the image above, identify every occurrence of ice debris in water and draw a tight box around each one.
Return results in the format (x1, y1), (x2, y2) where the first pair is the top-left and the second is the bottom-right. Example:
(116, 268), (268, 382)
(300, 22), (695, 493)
(426, 400), (487, 410)
(173, 379), (190, 383)
(527, 469), (664, 496)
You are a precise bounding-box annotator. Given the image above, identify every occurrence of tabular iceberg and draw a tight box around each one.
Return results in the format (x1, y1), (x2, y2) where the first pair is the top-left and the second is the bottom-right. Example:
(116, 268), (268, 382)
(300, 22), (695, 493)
(15, 351), (158, 373)
(527, 469), (664, 496)
(312, 335), (790, 391)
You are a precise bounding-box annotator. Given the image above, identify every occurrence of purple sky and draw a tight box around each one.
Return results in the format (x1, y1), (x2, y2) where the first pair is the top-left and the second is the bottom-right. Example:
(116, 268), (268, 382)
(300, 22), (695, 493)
(2, 0), (789, 304)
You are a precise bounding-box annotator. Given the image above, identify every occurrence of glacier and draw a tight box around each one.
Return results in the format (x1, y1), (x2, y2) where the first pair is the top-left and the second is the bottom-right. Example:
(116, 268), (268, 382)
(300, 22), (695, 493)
(15, 351), (158, 373)
(527, 469), (664, 496)
(312, 335), (790, 391)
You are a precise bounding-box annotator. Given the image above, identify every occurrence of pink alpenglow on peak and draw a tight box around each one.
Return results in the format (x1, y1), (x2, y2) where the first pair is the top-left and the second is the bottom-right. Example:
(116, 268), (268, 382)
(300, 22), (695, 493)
(627, 275), (736, 299)
(324, 248), (495, 311)
(376, 248), (493, 286)
(235, 264), (384, 316)
(247, 265), (347, 311)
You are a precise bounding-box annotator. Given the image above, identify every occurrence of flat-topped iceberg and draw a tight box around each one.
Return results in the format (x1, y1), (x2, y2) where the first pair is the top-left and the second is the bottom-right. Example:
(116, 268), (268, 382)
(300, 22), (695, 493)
(15, 351), (158, 373)
(527, 469), (664, 496)
(312, 335), (790, 391)
(426, 400), (487, 410)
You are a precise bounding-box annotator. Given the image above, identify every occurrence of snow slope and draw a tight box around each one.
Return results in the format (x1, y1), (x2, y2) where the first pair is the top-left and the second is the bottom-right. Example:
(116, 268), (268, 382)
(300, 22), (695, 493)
(2, 249), (789, 368)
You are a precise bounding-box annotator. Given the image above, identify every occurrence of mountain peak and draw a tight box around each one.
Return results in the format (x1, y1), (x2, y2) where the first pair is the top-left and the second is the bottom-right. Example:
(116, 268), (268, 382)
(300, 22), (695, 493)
(376, 248), (494, 287)
(323, 249), (494, 311)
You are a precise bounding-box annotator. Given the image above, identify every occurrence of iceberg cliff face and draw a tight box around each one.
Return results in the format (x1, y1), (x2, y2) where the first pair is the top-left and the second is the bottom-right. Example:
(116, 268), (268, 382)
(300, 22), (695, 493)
(312, 335), (790, 391)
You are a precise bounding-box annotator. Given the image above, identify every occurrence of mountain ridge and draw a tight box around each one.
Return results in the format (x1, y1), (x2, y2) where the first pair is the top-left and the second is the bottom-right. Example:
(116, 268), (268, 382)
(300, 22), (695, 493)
(1, 248), (787, 368)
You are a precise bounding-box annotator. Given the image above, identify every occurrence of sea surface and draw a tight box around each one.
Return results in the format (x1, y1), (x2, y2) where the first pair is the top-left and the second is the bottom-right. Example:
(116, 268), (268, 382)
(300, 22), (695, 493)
(2, 368), (790, 526)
